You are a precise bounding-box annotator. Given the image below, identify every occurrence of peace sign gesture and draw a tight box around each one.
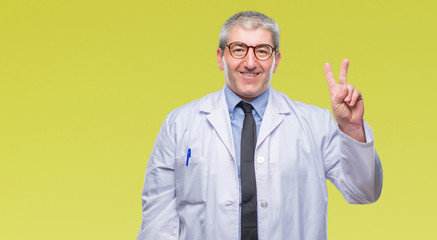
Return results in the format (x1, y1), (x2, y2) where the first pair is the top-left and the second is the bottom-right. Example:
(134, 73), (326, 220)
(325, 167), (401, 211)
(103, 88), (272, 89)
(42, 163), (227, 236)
(324, 59), (366, 142)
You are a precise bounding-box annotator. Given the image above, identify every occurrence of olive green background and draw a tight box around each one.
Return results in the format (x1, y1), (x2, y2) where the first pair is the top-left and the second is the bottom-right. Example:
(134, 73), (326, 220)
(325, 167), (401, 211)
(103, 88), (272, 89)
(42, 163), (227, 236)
(1, 0), (436, 239)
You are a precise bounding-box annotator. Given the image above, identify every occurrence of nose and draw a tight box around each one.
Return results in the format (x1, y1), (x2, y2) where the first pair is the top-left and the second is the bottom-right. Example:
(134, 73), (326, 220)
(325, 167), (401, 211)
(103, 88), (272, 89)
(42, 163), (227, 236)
(242, 47), (257, 70)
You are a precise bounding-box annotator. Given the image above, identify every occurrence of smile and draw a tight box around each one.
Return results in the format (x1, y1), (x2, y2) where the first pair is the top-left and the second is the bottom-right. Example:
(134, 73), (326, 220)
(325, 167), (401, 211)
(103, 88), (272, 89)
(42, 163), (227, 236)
(240, 72), (260, 76)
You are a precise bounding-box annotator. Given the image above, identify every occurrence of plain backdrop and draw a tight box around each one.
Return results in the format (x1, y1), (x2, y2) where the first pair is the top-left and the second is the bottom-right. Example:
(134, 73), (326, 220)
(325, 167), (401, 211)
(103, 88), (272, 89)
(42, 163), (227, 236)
(1, 0), (436, 239)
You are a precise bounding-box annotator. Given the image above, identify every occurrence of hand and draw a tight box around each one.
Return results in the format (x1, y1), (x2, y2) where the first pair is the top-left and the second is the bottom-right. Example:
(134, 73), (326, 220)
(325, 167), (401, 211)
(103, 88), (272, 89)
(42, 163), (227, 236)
(324, 59), (366, 142)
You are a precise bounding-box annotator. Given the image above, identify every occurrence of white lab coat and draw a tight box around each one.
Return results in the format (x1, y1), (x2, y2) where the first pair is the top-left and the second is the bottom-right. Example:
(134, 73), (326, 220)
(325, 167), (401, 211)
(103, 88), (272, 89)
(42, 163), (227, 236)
(137, 87), (383, 240)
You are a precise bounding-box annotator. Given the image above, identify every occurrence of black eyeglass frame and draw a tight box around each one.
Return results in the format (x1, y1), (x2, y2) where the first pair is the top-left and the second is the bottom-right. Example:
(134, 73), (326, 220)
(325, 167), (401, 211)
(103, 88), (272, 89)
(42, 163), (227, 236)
(225, 41), (278, 61)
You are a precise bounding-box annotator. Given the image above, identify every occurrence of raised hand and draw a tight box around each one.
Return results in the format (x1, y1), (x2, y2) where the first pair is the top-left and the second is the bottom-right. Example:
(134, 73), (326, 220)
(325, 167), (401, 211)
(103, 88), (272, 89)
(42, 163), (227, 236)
(324, 59), (366, 142)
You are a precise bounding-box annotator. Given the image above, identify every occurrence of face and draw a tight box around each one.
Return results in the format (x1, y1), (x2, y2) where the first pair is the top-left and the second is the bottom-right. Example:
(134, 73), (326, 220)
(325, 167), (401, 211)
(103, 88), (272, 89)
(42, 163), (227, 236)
(217, 26), (281, 102)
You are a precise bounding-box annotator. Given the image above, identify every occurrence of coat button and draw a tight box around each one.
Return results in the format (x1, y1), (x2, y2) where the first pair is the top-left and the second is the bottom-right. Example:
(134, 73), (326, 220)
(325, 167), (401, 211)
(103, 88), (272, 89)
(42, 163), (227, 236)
(260, 201), (268, 208)
(257, 156), (265, 164)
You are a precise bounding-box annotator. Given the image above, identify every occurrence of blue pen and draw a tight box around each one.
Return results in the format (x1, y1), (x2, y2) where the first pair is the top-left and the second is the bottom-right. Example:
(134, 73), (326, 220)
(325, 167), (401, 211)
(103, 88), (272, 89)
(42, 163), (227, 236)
(186, 148), (191, 166)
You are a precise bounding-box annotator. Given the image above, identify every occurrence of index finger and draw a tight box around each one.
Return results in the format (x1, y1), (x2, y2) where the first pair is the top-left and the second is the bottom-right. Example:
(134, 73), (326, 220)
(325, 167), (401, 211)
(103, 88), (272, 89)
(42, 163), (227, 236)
(324, 62), (336, 90)
(338, 59), (349, 85)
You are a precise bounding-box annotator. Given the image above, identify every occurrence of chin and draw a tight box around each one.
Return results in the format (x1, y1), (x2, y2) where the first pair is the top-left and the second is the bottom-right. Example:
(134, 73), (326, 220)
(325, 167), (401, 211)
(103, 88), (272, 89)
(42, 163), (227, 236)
(242, 86), (265, 96)
(238, 90), (261, 101)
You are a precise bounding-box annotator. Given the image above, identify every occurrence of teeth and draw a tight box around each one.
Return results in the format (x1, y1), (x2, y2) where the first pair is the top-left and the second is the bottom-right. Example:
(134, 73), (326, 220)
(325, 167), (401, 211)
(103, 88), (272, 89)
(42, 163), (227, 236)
(242, 73), (258, 76)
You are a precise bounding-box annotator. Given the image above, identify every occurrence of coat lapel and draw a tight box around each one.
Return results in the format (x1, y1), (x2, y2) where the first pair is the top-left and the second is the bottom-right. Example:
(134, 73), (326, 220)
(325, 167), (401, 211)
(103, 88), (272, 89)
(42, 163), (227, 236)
(256, 88), (291, 149)
(198, 87), (291, 160)
(200, 89), (236, 162)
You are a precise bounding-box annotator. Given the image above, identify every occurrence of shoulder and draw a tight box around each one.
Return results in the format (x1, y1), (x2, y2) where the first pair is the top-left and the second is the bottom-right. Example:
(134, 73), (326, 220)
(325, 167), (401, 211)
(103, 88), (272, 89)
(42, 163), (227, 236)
(270, 88), (331, 120)
(291, 100), (331, 120)
(165, 89), (223, 124)
(270, 88), (335, 136)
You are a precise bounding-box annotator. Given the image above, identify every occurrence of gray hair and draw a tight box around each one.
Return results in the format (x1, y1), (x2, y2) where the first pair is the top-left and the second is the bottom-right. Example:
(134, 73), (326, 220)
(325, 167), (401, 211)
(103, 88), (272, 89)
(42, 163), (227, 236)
(218, 11), (280, 52)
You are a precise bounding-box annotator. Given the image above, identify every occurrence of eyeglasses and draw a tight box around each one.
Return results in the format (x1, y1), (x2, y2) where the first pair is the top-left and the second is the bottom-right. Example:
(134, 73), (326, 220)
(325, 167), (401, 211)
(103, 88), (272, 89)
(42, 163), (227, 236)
(225, 42), (277, 61)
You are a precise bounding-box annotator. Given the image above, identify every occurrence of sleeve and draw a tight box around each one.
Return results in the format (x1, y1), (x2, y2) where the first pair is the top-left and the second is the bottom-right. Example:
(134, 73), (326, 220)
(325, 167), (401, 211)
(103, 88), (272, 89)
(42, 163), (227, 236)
(137, 115), (179, 240)
(324, 116), (383, 204)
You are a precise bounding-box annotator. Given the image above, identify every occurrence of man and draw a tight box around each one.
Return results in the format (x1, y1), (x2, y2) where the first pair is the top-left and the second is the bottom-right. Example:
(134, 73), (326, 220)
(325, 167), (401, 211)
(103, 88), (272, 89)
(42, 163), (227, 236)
(137, 11), (383, 240)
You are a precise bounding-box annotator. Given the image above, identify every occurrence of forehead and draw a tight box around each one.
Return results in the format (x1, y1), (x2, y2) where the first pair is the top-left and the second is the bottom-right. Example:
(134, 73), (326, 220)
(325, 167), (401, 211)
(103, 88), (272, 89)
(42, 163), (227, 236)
(227, 26), (273, 46)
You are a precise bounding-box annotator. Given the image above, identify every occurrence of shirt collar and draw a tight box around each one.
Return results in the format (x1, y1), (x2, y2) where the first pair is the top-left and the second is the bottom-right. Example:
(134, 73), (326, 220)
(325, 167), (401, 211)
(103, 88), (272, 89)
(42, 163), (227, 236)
(224, 85), (270, 120)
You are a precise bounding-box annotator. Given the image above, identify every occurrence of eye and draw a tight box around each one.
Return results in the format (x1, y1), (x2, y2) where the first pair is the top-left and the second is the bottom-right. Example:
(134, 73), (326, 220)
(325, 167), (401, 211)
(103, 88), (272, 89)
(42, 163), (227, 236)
(230, 43), (248, 56)
(231, 44), (246, 51)
(255, 45), (272, 56)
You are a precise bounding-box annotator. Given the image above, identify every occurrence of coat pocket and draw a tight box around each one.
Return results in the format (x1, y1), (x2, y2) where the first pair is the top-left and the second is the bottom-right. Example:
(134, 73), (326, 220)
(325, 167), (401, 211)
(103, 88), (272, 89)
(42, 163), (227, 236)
(175, 157), (208, 205)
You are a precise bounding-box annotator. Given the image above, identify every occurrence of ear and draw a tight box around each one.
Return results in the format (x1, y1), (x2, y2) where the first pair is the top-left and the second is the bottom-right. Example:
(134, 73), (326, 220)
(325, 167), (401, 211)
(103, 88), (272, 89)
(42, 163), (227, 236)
(216, 48), (224, 71)
(272, 51), (281, 73)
